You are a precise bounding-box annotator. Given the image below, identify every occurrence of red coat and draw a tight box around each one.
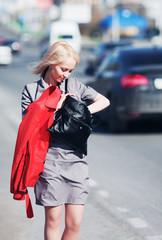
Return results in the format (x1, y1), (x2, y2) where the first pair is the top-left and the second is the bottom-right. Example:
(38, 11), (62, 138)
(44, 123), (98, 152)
(10, 86), (61, 218)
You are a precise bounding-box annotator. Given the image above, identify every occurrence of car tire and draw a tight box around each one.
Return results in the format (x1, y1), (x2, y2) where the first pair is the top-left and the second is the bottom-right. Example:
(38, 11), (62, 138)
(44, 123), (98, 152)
(108, 116), (128, 133)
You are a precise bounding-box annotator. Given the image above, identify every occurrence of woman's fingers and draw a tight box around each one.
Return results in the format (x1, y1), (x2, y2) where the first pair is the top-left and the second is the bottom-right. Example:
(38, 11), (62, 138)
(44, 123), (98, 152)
(57, 93), (75, 110)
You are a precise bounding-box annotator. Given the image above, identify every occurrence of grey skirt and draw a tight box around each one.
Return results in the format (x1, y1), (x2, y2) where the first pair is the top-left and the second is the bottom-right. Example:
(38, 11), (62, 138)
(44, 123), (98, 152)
(34, 139), (89, 206)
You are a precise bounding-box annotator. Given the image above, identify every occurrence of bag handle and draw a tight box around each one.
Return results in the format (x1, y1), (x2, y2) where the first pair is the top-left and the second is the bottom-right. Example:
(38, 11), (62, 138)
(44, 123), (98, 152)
(65, 78), (68, 94)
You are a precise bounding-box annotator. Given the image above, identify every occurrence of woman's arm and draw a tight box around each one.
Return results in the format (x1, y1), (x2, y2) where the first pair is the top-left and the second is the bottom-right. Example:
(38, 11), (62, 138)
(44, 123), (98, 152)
(87, 93), (110, 114)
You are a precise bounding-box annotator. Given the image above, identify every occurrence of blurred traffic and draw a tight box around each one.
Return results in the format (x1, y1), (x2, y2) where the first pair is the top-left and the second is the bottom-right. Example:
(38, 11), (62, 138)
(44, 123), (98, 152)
(84, 39), (132, 76)
(88, 45), (162, 132)
(0, 45), (12, 65)
(0, 38), (22, 54)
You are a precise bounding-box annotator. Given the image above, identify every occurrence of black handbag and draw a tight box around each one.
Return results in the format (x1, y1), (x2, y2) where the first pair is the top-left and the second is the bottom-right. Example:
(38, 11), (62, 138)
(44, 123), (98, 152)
(47, 79), (93, 155)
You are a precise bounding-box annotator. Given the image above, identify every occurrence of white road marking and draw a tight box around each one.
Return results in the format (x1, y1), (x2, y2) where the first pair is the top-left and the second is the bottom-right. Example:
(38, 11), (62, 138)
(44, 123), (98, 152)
(146, 236), (162, 240)
(127, 217), (148, 228)
(97, 190), (109, 198)
(116, 207), (130, 213)
(88, 178), (98, 187)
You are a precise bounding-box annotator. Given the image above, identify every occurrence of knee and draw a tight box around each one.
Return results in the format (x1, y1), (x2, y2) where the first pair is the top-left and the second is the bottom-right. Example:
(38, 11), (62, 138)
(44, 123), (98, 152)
(45, 213), (61, 230)
(44, 206), (62, 231)
(65, 219), (81, 233)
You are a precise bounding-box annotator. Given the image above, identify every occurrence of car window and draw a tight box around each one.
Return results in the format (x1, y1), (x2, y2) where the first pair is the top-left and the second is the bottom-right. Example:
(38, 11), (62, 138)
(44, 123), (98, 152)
(110, 61), (119, 70)
(122, 49), (162, 67)
(92, 43), (107, 56)
(98, 49), (119, 71)
(58, 35), (73, 39)
(109, 52), (120, 70)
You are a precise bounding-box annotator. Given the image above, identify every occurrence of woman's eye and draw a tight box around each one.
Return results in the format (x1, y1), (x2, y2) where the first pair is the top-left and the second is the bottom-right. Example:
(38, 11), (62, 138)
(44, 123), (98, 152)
(61, 68), (67, 72)
(61, 68), (73, 73)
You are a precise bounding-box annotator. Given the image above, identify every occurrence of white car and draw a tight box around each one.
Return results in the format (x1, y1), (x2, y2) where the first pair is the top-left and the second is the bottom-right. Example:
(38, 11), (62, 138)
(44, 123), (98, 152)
(0, 46), (12, 65)
(43, 20), (81, 54)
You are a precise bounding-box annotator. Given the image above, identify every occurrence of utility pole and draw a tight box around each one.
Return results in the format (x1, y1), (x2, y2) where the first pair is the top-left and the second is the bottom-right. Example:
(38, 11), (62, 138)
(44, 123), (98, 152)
(111, 0), (120, 41)
(106, 0), (120, 41)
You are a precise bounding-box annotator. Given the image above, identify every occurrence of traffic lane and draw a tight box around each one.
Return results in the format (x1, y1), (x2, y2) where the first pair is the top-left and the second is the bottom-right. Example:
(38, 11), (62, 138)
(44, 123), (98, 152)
(87, 131), (162, 239)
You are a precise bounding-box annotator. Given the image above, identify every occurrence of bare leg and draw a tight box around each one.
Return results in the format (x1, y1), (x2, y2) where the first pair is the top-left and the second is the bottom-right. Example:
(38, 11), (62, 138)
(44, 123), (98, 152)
(61, 204), (84, 240)
(44, 205), (63, 240)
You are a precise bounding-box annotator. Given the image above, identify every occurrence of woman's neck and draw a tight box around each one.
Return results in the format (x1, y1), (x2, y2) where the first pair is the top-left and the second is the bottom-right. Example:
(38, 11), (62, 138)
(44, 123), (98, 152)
(43, 68), (56, 86)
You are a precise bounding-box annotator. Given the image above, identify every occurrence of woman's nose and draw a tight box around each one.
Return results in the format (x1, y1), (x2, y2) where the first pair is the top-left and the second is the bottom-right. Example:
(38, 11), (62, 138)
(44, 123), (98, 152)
(64, 72), (70, 78)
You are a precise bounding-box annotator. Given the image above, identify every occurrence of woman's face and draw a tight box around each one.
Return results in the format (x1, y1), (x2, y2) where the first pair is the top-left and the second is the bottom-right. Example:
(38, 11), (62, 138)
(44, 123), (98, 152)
(50, 57), (76, 85)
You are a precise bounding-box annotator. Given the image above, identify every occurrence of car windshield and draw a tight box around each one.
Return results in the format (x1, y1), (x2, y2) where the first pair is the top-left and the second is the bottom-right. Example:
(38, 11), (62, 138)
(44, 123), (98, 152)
(121, 48), (162, 67)
(98, 50), (118, 72)
(92, 43), (107, 56)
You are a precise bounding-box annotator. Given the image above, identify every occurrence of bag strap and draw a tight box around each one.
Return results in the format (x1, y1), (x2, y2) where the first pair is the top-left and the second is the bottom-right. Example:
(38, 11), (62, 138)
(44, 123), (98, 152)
(65, 78), (68, 94)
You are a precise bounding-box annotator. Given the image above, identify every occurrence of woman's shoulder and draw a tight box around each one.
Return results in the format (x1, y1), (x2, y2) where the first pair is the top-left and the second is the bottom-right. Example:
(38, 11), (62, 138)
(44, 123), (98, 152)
(67, 77), (77, 83)
(67, 77), (85, 88)
(24, 79), (42, 90)
(22, 79), (43, 103)
(67, 77), (98, 101)
(22, 79), (43, 96)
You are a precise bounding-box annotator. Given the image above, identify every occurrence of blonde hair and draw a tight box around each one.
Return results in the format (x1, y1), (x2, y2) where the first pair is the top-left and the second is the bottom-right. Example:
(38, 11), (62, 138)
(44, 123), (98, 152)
(31, 40), (80, 76)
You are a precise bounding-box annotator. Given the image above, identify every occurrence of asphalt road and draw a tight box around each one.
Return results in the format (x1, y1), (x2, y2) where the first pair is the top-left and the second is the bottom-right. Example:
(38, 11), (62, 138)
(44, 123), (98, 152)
(0, 37), (162, 240)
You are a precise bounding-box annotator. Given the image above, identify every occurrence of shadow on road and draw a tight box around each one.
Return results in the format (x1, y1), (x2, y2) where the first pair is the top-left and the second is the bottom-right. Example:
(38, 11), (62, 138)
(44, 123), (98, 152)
(93, 119), (162, 135)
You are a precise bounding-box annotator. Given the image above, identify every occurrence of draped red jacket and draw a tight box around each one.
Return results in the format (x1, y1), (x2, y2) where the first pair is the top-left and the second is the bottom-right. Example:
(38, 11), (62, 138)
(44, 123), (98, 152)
(10, 86), (61, 218)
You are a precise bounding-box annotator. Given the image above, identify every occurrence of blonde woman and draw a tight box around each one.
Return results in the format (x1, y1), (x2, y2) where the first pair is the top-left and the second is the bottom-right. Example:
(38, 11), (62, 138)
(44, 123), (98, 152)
(21, 40), (110, 240)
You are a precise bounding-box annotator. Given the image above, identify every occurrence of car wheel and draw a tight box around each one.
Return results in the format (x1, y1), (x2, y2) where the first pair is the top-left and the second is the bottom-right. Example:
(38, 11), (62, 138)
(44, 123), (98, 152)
(108, 116), (128, 133)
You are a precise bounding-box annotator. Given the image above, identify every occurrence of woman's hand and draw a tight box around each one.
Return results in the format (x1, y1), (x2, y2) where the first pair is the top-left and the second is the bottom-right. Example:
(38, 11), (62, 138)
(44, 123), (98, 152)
(56, 93), (75, 111)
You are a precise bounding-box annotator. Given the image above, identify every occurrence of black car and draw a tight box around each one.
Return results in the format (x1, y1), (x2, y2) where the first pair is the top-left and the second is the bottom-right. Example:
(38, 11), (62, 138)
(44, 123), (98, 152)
(89, 46), (162, 132)
(85, 40), (132, 76)
(0, 38), (22, 54)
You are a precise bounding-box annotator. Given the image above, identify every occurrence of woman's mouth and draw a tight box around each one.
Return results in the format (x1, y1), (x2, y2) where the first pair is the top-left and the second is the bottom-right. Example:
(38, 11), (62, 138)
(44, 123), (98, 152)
(60, 77), (65, 81)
